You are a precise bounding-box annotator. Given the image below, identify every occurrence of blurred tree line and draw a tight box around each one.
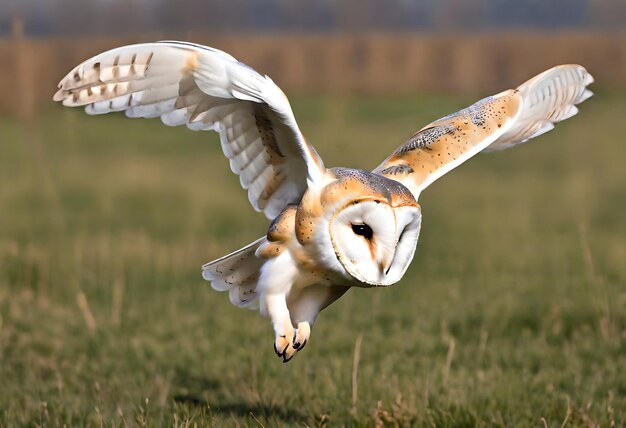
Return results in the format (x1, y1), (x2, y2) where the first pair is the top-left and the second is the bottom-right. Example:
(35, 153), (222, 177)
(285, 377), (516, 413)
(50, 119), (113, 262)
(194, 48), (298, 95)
(1, 0), (625, 36)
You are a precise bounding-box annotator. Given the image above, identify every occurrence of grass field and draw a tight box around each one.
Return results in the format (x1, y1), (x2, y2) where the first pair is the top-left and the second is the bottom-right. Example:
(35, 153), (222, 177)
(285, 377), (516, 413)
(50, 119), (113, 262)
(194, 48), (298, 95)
(0, 92), (624, 427)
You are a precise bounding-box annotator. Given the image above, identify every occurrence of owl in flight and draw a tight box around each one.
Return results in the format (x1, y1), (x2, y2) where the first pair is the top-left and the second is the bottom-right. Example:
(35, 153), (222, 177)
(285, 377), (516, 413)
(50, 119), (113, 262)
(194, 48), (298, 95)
(55, 41), (593, 362)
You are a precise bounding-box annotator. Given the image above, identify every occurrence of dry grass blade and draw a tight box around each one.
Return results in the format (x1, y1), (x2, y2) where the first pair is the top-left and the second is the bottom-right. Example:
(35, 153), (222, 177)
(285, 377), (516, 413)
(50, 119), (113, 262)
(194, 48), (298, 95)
(76, 290), (97, 333)
(351, 333), (364, 418)
(443, 338), (455, 388)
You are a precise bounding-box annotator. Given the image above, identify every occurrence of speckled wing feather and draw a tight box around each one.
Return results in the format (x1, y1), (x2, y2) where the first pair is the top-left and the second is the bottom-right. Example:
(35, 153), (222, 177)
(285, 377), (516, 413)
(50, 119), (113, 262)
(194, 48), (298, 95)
(53, 41), (326, 219)
(374, 65), (593, 198)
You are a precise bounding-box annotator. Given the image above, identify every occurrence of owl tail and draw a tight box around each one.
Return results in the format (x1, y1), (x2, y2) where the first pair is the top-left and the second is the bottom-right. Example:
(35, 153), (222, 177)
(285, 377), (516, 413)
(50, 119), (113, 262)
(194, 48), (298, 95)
(202, 237), (266, 309)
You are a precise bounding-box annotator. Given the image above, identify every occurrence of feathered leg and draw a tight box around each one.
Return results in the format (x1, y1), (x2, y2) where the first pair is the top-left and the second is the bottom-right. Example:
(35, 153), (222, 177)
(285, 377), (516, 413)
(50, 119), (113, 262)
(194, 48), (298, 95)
(286, 285), (350, 356)
(257, 251), (301, 362)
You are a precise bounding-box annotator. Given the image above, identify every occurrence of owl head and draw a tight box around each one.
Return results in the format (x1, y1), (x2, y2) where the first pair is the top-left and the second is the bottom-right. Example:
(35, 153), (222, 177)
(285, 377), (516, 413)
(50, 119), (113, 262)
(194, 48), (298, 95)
(298, 168), (422, 287)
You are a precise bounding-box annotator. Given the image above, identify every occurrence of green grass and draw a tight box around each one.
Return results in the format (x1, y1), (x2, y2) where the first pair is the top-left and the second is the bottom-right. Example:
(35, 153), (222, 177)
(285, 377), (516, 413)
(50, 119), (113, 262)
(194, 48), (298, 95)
(0, 92), (624, 427)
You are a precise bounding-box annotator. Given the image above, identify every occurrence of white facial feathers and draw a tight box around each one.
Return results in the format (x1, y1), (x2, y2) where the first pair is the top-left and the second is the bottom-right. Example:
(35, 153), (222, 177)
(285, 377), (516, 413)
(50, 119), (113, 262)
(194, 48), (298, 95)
(329, 201), (421, 286)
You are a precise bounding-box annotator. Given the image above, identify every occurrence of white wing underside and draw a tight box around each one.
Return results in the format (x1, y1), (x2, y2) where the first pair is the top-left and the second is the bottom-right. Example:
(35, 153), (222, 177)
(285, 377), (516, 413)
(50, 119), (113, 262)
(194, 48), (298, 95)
(54, 41), (325, 219)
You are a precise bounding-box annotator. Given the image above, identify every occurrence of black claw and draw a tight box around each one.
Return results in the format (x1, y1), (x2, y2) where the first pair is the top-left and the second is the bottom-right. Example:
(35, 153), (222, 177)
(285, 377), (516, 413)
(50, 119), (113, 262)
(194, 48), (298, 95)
(282, 353), (294, 363)
(292, 332), (301, 349)
(298, 339), (307, 351)
(274, 335), (288, 357)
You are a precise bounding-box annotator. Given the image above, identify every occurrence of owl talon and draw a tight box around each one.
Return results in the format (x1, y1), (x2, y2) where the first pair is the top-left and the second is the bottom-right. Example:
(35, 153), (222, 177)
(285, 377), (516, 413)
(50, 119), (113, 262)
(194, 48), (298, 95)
(281, 343), (297, 362)
(293, 338), (307, 351)
(274, 329), (302, 362)
(276, 336), (297, 362)
(274, 334), (290, 357)
(292, 322), (311, 351)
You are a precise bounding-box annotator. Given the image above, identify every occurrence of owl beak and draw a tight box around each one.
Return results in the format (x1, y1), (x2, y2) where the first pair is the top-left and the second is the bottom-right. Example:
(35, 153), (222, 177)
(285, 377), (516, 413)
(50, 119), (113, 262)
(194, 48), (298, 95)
(378, 260), (392, 277)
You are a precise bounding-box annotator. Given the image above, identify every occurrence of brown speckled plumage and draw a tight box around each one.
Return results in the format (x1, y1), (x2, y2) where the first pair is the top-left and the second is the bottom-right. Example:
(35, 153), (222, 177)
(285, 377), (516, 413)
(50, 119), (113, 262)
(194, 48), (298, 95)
(254, 107), (285, 158)
(375, 90), (521, 196)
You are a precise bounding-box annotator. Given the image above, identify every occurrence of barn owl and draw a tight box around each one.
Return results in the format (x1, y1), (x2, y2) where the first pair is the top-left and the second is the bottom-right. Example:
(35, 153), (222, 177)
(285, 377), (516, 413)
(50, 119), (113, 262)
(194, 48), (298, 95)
(54, 41), (593, 362)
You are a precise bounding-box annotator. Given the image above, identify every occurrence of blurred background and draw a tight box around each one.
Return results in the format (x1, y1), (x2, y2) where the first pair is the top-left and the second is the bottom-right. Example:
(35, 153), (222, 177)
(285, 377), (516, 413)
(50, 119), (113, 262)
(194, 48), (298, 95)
(2, 0), (626, 117)
(1, 0), (624, 426)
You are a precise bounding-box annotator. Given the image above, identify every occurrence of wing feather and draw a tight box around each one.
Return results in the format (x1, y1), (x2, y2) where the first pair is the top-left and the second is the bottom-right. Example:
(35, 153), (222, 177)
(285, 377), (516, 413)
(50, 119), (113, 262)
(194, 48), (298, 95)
(485, 65), (593, 151)
(54, 41), (326, 219)
(374, 65), (593, 198)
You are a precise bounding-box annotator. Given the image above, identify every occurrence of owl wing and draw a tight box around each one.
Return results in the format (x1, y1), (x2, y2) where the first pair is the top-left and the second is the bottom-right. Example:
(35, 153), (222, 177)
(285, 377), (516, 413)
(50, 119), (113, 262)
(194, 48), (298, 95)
(53, 41), (326, 219)
(374, 65), (593, 199)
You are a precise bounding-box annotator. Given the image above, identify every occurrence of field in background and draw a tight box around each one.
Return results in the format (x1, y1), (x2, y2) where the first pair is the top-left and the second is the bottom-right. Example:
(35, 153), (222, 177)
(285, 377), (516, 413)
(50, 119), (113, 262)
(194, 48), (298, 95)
(0, 92), (625, 426)
(2, 32), (626, 118)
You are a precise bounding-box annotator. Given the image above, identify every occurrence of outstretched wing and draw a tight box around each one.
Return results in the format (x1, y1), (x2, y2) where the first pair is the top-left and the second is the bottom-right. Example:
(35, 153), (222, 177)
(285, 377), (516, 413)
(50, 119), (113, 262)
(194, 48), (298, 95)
(374, 65), (593, 199)
(54, 41), (325, 219)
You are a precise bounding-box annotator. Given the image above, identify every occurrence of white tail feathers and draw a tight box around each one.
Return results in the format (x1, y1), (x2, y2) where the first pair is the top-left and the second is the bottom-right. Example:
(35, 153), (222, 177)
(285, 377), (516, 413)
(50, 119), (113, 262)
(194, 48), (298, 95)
(485, 64), (593, 152)
(201, 237), (265, 309)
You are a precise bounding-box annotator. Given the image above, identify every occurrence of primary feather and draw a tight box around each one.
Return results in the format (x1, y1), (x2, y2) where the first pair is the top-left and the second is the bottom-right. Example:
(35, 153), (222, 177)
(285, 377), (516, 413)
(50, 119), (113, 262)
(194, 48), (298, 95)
(485, 65), (593, 151)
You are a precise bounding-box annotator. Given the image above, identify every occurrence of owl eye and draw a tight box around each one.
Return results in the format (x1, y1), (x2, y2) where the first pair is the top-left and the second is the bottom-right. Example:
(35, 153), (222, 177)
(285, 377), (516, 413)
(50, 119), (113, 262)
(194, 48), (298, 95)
(351, 223), (373, 240)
